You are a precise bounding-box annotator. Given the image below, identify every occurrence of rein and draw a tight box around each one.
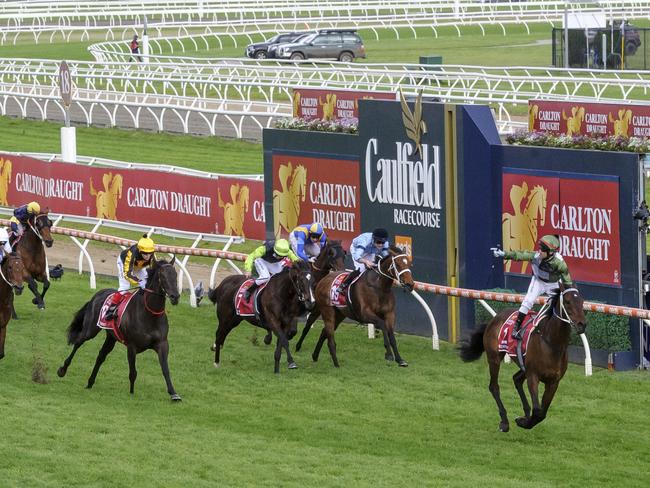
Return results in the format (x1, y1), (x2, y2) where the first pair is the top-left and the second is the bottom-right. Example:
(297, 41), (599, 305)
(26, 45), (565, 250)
(553, 287), (580, 328)
(0, 260), (18, 288)
(375, 253), (412, 285)
(141, 263), (175, 316)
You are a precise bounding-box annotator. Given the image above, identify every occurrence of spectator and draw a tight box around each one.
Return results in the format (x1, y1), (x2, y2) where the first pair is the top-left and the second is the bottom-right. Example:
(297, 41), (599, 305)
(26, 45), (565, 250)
(130, 34), (142, 62)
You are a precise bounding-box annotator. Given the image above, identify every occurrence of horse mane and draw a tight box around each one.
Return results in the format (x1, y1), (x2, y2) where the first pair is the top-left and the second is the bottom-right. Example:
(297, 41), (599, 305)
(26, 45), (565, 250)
(388, 245), (403, 254)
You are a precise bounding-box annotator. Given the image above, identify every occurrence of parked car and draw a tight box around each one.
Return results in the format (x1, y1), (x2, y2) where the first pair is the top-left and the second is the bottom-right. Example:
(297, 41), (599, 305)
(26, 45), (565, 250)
(276, 29), (366, 62)
(245, 32), (305, 59)
(587, 21), (642, 56)
(267, 32), (314, 59)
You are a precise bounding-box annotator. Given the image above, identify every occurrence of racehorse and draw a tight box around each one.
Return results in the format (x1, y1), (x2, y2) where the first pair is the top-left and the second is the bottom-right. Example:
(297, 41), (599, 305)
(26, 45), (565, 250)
(459, 284), (587, 432)
(12, 212), (54, 310)
(306, 245), (414, 368)
(57, 258), (182, 401)
(0, 253), (25, 359)
(208, 260), (315, 373)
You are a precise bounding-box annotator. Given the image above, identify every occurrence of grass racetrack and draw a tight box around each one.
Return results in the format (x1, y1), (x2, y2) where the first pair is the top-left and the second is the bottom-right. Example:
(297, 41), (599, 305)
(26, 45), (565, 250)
(1, 272), (649, 487)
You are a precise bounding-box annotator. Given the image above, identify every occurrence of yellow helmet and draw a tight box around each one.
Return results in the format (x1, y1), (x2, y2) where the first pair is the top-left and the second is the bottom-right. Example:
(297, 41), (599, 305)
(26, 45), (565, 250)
(137, 235), (155, 253)
(27, 201), (41, 214)
(273, 239), (290, 257)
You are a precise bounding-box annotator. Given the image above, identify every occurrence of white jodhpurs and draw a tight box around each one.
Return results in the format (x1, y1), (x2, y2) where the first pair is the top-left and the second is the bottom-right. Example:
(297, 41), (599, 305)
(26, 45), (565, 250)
(519, 276), (559, 314)
(253, 259), (285, 285)
(116, 255), (147, 291)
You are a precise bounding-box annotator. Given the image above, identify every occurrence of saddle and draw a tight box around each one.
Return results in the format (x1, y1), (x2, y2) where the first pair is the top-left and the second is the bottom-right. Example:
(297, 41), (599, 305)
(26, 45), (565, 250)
(498, 310), (541, 358)
(97, 290), (137, 344)
(234, 279), (268, 317)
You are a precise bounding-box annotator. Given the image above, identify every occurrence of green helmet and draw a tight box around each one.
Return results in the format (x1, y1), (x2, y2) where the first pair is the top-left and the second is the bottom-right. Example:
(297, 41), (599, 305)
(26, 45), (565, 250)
(273, 239), (290, 257)
(539, 234), (560, 253)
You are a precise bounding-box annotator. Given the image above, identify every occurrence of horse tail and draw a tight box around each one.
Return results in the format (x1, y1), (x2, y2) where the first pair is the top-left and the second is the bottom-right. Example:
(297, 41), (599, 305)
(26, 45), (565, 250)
(207, 286), (219, 305)
(67, 300), (91, 345)
(458, 323), (487, 362)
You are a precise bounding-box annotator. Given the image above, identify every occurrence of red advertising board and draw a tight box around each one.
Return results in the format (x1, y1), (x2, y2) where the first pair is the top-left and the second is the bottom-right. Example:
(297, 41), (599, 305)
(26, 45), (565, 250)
(271, 153), (360, 248)
(292, 88), (397, 123)
(0, 153), (265, 239)
(502, 170), (621, 285)
(529, 99), (650, 138)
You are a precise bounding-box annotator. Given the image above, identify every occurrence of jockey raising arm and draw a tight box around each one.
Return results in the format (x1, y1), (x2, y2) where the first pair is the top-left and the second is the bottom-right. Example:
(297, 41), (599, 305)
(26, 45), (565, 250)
(116, 234), (156, 291)
(0, 227), (11, 263)
(492, 234), (573, 338)
(9, 201), (40, 238)
(243, 238), (299, 299)
(289, 222), (327, 262)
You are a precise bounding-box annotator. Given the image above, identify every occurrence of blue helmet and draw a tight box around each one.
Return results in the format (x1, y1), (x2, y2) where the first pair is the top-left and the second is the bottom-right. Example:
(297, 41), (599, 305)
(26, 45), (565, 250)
(309, 222), (323, 237)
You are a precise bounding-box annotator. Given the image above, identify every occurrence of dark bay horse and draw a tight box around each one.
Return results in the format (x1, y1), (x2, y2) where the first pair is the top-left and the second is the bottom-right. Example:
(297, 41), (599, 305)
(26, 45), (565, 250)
(12, 212), (54, 309)
(306, 245), (414, 368)
(57, 258), (182, 401)
(459, 284), (587, 432)
(208, 260), (315, 373)
(263, 239), (346, 346)
(0, 253), (25, 359)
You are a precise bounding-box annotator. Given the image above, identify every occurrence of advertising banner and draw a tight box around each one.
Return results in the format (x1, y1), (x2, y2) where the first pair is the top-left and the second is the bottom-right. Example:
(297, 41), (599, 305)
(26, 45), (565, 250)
(529, 99), (650, 138)
(502, 169), (621, 285)
(292, 88), (397, 123)
(0, 153), (265, 239)
(271, 153), (360, 248)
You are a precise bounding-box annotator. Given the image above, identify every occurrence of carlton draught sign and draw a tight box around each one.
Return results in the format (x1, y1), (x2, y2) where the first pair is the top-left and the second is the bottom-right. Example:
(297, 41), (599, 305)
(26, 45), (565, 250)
(529, 99), (650, 138)
(293, 88), (397, 123)
(271, 153), (360, 247)
(502, 169), (621, 285)
(0, 153), (265, 239)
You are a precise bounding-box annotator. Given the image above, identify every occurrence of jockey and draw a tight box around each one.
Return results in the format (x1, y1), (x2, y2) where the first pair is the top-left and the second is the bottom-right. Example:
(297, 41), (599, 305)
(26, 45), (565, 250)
(492, 234), (573, 339)
(289, 222), (327, 262)
(0, 227), (12, 264)
(243, 238), (300, 300)
(117, 234), (156, 292)
(337, 228), (390, 293)
(10, 201), (41, 241)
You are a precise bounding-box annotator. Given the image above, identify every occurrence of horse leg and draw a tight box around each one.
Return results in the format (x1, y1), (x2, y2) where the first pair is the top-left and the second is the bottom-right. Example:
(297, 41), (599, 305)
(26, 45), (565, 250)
(86, 334), (117, 389)
(213, 318), (239, 368)
(535, 380), (561, 427)
(487, 350), (510, 432)
(57, 342), (84, 377)
(27, 277), (44, 309)
(156, 339), (181, 401)
(11, 304), (17, 320)
(295, 309), (320, 352)
(278, 326), (298, 370)
(39, 278), (50, 307)
(0, 325), (6, 360)
(127, 346), (137, 395)
(512, 369), (531, 419)
(516, 374), (541, 429)
(312, 328), (327, 363)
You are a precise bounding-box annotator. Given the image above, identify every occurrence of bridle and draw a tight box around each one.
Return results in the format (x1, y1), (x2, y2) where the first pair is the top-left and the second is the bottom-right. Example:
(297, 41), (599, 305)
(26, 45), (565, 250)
(375, 253), (412, 287)
(142, 263), (175, 315)
(0, 255), (22, 289)
(28, 214), (52, 245)
(290, 268), (314, 305)
(552, 287), (582, 328)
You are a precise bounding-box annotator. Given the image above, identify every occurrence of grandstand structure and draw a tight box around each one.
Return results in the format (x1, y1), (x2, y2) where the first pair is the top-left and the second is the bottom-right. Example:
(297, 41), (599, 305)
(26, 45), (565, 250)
(0, 1), (650, 138)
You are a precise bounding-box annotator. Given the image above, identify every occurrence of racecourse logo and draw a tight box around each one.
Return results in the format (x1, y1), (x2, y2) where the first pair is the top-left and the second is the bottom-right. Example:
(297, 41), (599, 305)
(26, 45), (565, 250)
(90, 172), (123, 220)
(273, 162), (307, 237)
(218, 183), (249, 237)
(501, 181), (548, 273)
(0, 157), (12, 206)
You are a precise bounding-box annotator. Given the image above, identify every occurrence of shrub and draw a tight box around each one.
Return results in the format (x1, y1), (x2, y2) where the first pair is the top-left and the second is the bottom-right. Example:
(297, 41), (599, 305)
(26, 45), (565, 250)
(474, 289), (631, 351)
(506, 131), (650, 153)
(274, 117), (358, 134)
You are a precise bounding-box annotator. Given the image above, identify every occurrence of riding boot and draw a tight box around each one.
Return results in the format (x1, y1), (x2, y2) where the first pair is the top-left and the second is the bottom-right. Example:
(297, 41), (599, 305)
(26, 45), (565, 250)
(337, 269), (359, 294)
(243, 282), (259, 301)
(511, 311), (526, 339)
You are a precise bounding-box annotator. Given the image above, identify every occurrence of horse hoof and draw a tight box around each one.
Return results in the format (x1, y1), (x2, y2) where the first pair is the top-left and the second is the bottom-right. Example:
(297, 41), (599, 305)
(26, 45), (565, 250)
(210, 343), (216, 352)
(499, 422), (510, 433)
(171, 394), (182, 402)
(213, 362), (220, 369)
(0, 353), (4, 361)
(288, 362), (298, 369)
(398, 360), (408, 367)
(515, 416), (530, 429)
(56, 367), (66, 377)
(263, 334), (272, 345)
(32, 298), (38, 305)
(385, 354), (395, 361)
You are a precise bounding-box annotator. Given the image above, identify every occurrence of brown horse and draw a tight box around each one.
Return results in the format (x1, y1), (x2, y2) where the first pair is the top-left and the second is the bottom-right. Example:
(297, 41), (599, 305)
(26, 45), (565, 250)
(57, 258), (182, 401)
(306, 245), (414, 368)
(459, 284), (587, 432)
(0, 253), (25, 359)
(12, 212), (54, 309)
(208, 260), (315, 373)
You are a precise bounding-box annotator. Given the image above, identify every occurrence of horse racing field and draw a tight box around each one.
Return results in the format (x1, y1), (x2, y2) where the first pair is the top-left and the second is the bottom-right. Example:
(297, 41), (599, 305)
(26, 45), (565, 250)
(0, 272), (647, 487)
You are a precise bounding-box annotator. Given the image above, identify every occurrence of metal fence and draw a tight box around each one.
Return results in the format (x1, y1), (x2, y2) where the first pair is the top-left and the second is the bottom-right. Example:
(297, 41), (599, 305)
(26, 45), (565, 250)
(552, 26), (650, 71)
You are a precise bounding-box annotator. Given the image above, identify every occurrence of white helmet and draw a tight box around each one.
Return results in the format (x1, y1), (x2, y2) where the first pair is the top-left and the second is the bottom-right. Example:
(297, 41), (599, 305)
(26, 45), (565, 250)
(0, 227), (9, 243)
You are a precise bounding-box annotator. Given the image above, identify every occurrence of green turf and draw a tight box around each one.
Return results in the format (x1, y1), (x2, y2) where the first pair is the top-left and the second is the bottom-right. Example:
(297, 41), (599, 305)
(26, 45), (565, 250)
(1, 272), (649, 487)
(0, 116), (262, 174)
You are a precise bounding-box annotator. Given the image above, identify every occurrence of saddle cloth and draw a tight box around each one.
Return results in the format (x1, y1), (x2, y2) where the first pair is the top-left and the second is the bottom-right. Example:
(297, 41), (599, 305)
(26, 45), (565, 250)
(97, 290), (137, 344)
(328, 271), (363, 308)
(234, 279), (268, 316)
(497, 310), (540, 358)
